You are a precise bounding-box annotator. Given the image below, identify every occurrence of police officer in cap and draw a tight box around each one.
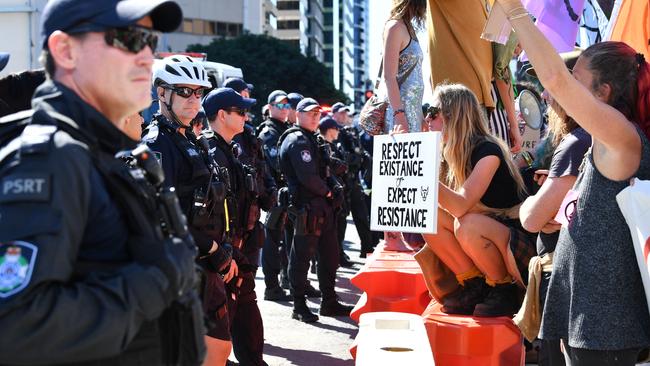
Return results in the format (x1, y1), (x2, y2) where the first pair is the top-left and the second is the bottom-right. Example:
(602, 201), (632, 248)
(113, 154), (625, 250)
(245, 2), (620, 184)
(258, 90), (293, 301)
(279, 98), (354, 322)
(331, 102), (374, 258)
(0, 1), (205, 365)
(143, 56), (235, 366)
(202, 88), (267, 366)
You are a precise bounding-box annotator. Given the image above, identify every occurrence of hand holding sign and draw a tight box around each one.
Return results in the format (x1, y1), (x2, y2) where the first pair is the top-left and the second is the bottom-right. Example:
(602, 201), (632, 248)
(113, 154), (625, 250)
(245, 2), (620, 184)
(370, 132), (441, 234)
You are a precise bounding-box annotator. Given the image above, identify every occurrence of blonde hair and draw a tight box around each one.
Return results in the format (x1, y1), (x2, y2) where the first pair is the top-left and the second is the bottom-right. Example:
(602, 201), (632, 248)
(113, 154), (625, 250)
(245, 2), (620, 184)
(434, 83), (527, 199)
(389, 0), (427, 36)
(546, 98), (579, 149)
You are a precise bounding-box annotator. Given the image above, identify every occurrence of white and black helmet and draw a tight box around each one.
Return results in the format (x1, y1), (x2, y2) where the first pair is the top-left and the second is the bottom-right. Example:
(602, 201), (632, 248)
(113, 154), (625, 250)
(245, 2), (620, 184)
(153, 55), (211, 88)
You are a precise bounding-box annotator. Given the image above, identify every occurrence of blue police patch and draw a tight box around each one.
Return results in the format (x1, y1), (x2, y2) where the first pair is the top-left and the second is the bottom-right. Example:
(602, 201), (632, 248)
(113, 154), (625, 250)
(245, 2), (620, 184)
(0, 241), (38, 298)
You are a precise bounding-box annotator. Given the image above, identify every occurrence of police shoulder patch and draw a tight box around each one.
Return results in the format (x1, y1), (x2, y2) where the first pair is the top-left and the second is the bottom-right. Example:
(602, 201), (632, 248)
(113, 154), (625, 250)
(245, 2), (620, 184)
(0, 174), (51, 204)
(301, 150), (312, 162)
(0, 241), (38, 298)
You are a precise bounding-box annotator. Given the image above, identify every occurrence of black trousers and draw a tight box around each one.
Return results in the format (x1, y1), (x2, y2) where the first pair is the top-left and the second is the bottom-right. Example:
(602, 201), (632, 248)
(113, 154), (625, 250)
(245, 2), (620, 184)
(229, 270), (265, 366)
(347, 182), (374, 254)
(262, 226), (284, 289)
(289, 200), (339, 301)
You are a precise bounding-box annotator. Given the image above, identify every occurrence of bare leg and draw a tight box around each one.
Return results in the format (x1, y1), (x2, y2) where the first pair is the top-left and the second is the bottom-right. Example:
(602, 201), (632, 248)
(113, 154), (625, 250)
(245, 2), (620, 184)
(422, 208), (476, 274)
(454, 213), (511, 282)
(203, 336), (232, 366)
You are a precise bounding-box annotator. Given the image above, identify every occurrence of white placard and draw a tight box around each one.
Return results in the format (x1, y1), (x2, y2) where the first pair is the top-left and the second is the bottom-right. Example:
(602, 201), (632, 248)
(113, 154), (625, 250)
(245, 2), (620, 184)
(370, 132), (440, 234)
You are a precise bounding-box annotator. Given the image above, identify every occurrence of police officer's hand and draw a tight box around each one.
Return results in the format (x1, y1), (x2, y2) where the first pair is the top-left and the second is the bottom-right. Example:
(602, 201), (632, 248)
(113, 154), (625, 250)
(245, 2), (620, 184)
(198, 241), (233, 275)
(223, 260), (239, 283)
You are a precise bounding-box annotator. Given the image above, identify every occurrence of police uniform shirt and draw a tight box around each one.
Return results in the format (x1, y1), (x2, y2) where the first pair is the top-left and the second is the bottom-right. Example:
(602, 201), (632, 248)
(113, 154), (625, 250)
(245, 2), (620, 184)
(279, 127), (329, 202)
(0, 81), (171, 363)
(257, 117), (290, 185)
(142, 115), (215, 254)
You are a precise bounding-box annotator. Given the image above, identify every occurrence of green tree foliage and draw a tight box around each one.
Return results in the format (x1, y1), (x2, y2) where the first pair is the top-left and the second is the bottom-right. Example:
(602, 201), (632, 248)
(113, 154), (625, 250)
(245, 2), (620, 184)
(188, 34), (349, 111)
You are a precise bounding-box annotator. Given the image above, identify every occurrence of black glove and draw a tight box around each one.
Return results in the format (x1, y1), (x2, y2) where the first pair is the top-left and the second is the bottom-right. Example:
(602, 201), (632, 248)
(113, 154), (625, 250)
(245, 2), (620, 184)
(330, 184), (345, 209)
(197, 242), (233, 276)
(130, 235), (198, 304)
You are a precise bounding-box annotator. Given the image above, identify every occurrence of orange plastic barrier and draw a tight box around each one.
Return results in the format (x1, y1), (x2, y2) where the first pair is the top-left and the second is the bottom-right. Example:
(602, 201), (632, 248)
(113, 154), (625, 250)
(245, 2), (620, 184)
(350, 243), (430, 323)
(422, 300), (525, 366)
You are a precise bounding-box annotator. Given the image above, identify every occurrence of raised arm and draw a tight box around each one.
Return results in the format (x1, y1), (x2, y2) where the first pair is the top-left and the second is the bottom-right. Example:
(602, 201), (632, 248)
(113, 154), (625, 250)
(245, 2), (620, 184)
(497, 0), (641, 179)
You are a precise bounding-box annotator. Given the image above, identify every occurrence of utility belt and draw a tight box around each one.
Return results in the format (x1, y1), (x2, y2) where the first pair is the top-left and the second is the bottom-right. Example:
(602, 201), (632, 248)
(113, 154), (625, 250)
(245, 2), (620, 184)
(288, 204), (325, 236)
(264, 186), (290, 230)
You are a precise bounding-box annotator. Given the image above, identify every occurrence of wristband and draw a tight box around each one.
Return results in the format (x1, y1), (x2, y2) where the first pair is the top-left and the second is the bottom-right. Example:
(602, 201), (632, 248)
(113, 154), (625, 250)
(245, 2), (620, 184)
(393, 108), (405, 116)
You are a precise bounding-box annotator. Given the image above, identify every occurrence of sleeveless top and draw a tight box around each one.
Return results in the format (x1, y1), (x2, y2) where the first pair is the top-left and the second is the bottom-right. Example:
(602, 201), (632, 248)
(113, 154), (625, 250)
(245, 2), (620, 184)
(385, 37), (424, 133)
(540, 128), (650, 350)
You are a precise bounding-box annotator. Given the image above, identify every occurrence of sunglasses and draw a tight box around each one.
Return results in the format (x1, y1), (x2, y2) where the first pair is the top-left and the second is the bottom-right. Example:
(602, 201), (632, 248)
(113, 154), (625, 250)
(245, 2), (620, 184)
(225, 107), (248, 117)
(165, 85), (206, 99)
(104, 26), (160, 54)
(273, 103), (292, 110)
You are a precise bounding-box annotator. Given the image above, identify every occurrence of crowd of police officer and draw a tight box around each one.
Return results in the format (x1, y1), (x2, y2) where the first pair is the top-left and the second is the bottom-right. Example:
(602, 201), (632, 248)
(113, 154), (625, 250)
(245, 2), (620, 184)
(0, 1), (376, 364)
(137, 54), (378, 361)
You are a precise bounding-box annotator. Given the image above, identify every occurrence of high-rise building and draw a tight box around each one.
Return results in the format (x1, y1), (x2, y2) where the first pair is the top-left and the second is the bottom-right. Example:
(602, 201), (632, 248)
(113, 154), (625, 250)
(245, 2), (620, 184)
(275, 0), (325, 62)
(323, 0), (369, 109)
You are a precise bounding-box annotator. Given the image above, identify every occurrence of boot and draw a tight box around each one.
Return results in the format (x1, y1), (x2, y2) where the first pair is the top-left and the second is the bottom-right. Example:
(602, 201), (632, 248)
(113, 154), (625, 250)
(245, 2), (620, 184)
(473, 282), (521, 317)
(264, 286), (291, 302)
(305, 282), (322, 298)
(339, 253), (355, 268)
(292, 298), (319, 323)
(320, 299), (354, 317)
(442, 277), (490, 315)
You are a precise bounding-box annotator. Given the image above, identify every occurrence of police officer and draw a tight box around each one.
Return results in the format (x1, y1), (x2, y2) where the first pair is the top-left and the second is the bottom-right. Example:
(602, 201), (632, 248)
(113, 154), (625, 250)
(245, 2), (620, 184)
(318, 117), (354, 267)
(279, 98), (354, 322)
(143, 56), (234, 366)
(286, 92), (304, 126)
(0, 1), (204, 365)
(331, 102), (375, 258)
(258, 90), (293, 301)
(201, 88), (266, 366)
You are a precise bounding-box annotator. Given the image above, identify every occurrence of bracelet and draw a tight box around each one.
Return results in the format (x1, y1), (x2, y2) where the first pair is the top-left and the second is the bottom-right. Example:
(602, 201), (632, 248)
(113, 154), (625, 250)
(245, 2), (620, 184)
(507, 6), (529, 21)
(393, 108), (405, 116)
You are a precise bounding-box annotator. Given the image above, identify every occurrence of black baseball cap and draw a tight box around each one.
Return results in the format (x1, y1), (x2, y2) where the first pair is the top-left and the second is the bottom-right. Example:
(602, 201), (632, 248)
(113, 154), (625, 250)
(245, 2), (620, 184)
(331, 102), (349, 114)
(202, 87), (256, 117)
(41, 0), (183, 48)
(296, 98), (321, 112)
(223, 78), (253, 94)
(267, 90), (288, 104)
(319, 117), (339, 133)
(0, 52), (9, 72)
(287, 92), (304, 109)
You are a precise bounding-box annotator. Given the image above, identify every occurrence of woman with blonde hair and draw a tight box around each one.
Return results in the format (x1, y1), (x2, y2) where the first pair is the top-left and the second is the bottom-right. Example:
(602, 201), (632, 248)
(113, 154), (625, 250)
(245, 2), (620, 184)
(382, 0), (427, 250)
(424, 83), (536, 317)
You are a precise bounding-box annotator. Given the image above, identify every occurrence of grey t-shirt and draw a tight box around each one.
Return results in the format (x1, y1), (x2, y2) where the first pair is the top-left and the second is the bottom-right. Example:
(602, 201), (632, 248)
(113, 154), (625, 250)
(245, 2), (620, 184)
(536, 128), (591, 255)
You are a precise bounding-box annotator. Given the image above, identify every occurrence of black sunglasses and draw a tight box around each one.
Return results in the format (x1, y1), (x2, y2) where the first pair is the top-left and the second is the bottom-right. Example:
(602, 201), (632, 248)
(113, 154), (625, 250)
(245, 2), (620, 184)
(225, 107), (248, 117)
(104, 26), (159, 54)
(165, 85), (206, 99)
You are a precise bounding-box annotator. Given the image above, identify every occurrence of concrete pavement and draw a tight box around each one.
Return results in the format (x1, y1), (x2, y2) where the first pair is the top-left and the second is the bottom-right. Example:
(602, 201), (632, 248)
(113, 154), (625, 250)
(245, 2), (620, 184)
(235, 216), (367, 365)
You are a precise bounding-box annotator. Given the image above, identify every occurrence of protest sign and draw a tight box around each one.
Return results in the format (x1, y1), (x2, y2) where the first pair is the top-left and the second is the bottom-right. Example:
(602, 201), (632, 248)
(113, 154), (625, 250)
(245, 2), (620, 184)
(370, 132), (440, 234)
